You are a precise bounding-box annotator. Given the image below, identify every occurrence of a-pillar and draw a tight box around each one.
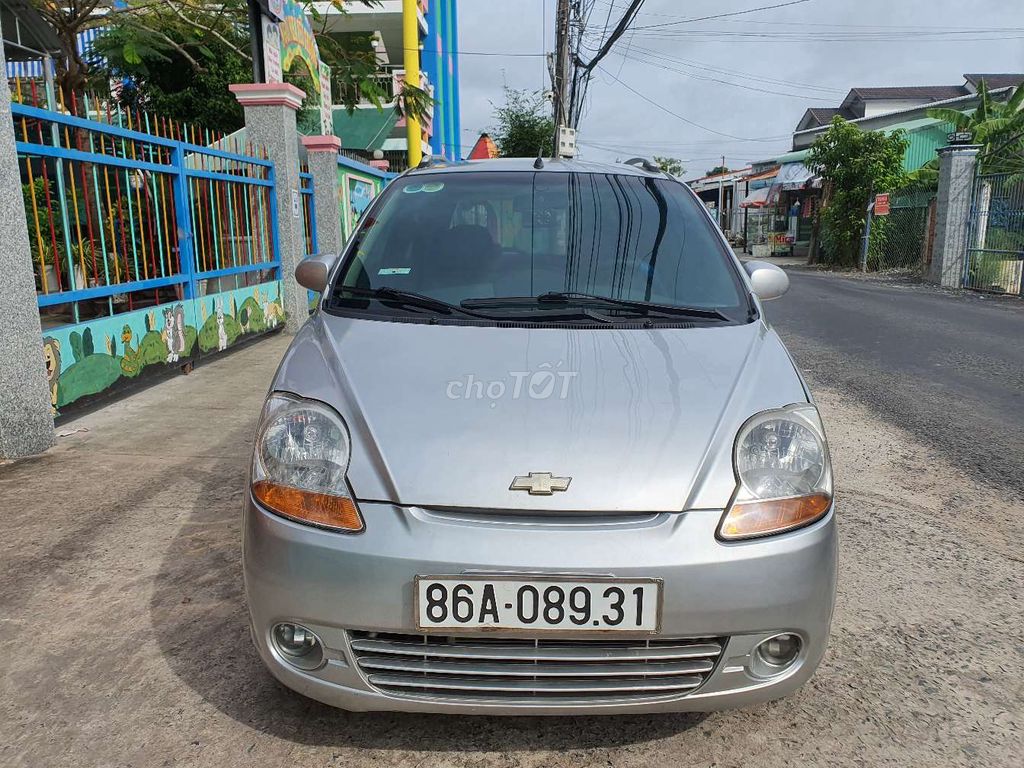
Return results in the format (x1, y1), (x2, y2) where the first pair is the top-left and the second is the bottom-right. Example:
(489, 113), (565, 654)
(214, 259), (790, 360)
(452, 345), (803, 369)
(230, 82), (308, 332)
(300, 135), (345, 257)
(927, 144), (981, 288)
(0, 40), (54, 457)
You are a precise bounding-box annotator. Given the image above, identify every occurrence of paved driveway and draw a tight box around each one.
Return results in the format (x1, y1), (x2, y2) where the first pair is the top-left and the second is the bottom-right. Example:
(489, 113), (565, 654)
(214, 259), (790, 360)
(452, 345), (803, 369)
(1, 286), (1021, 767)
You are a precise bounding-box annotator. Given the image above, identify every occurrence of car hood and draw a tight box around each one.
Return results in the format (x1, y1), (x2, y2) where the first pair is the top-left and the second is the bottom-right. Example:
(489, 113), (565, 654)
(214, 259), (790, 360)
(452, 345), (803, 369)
(273, 314), (809, 513)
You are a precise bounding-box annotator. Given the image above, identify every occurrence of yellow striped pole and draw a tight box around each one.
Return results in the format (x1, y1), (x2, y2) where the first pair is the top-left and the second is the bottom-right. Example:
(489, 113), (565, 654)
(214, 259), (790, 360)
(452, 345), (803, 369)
(403, 0), (422, 167)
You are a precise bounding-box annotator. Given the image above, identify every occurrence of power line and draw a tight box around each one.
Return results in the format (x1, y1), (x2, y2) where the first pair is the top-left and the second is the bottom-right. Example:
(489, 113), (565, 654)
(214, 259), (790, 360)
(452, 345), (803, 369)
(592, 0), (1020, 32)
(567, 0), (648, 129)
(595, 64), (791, 142)
(621, 28), (1024, 42)
(624, 45), (844, 94)
(610, 47), (841, 100)
(626, 0), (812, 31)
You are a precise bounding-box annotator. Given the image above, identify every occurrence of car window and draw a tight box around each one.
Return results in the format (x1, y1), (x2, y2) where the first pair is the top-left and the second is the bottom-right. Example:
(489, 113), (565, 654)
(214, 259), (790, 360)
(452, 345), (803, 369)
(333, 171), (748, 320)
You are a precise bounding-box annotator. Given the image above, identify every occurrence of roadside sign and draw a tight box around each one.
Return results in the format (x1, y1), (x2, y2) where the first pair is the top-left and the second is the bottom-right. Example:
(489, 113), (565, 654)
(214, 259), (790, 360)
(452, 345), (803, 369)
(874, 193), (891, 216)
(262, 15), (282, 83)
(319, 62), (333, 136)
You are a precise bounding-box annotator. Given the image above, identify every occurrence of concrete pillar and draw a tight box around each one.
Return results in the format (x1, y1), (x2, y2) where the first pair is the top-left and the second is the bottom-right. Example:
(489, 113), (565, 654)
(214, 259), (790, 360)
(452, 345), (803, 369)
(927, 145), (981, 288)
(0, 40), (55, 457)
(229, 83), (308, 333)
(300, 135), (345, 257)
(402, 0), (422, 168)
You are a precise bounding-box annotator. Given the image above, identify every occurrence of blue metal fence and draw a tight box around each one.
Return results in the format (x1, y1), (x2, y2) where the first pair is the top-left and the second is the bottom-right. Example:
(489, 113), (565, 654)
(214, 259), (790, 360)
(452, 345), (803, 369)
(12, 100), (280, 322)
(299, 168), (317, 258)
(11, 97), (286, 416)
(965, 172), (1024, 295)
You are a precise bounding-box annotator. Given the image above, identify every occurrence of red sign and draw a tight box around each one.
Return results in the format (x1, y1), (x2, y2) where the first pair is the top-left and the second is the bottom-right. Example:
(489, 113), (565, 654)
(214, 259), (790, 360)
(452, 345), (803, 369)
(875, 193), (891, 216)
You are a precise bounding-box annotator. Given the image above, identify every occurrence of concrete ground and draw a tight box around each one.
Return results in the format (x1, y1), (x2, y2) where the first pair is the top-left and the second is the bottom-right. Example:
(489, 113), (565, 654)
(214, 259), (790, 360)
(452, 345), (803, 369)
(767, 270), (1024, 495)
(2, 283), (1022, 767)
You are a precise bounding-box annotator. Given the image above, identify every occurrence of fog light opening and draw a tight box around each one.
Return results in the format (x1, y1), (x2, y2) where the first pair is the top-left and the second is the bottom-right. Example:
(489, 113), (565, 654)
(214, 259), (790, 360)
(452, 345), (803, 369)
(271, 623), (325, 670)
(752, 633), (802, 677)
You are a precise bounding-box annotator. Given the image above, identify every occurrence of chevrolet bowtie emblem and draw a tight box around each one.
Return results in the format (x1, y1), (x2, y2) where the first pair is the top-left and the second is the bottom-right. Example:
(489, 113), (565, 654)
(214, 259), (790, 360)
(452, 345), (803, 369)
(510, 472), (572, 495)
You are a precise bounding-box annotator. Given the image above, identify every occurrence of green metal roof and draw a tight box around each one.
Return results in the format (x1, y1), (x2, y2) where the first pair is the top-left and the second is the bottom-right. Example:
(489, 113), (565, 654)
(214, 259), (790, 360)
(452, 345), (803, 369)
(776, 116), (957, 173)
(332, 106), (399, 152)
(880, 117), (944, 134)
(774, 149), (811, 164)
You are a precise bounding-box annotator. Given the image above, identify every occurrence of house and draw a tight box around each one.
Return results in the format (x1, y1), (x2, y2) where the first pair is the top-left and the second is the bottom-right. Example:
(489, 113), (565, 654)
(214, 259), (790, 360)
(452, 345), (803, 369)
(686, 167), (752, 237)
(792, 73), (1024, 150)
(467, 132), (500, 160)
(310, 0), (462, 170)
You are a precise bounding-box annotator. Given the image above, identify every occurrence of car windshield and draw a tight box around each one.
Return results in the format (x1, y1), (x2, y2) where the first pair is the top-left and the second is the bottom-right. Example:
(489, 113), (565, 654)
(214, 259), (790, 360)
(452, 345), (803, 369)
(331, 170), (750, 323)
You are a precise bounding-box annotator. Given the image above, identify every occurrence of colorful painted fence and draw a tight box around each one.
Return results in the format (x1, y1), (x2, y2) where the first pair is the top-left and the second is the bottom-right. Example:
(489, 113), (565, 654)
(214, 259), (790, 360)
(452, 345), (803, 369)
(10, 84), (287, 418)
(337, 154), (393, 240)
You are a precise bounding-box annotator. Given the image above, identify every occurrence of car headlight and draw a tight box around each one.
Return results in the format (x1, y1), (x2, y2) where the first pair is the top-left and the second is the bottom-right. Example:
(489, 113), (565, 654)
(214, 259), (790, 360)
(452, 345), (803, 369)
(250, 393), (364, 533)
(718, 404), (833, 540)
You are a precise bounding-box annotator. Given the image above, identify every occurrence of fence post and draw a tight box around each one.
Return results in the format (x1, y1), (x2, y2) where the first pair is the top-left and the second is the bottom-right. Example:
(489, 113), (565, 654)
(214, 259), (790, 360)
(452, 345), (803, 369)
(860, 193), (874, 272)
(230, 83), (308, 333)
(301, 135), (344, 257)
(0, 42), (55, 457)
(926, 144), (981, 288)
(169, 144), (196, 299)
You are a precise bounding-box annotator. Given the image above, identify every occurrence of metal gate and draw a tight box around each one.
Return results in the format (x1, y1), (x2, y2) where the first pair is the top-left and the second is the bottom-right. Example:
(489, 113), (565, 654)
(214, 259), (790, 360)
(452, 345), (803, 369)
(964, 172), (1024, 295)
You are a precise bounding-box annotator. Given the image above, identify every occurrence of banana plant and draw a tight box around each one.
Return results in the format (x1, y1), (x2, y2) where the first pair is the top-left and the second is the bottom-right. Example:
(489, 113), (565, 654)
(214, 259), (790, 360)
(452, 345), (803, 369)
(910, 79), (1024, 186)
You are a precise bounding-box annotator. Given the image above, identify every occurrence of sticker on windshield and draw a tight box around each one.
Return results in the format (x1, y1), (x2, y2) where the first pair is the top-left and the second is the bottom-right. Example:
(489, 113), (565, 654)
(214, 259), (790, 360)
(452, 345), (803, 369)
(378, 267), (412, 275)
(402, 182), (445, 194)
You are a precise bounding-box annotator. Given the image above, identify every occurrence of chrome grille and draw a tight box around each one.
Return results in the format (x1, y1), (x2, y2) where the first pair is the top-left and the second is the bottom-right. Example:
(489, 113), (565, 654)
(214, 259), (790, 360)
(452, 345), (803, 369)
(348, 631), (725, 703)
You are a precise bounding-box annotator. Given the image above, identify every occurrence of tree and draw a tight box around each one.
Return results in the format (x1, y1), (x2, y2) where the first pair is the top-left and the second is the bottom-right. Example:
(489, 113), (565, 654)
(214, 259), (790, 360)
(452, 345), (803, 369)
(95, 23), (253, 134)
(34, 0), (259, 101)
(705, 164), (729, 176)
(491, 88), (555, 158)
(653, 156), (683, 176)
(806, 117), (908, 267)
(44, 0), (431, 130)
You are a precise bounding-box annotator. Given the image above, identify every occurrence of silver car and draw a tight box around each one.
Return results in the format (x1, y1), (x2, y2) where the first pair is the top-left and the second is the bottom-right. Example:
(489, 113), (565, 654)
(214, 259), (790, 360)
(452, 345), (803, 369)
(244, 158), (837, 715)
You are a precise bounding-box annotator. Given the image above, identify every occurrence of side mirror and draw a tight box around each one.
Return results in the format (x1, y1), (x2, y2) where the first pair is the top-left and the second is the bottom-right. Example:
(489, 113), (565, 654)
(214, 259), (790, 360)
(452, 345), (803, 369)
(295, 253), (339, 293)
(744, 260), (790, 301)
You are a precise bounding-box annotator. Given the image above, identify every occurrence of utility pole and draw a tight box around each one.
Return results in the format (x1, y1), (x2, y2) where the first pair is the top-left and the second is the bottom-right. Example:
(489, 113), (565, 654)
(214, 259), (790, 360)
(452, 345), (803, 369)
(551, 0), (571, 156)
(718, 155), (726, 230)
(246, 0), (265, 83)
(402, 0), (422, 168)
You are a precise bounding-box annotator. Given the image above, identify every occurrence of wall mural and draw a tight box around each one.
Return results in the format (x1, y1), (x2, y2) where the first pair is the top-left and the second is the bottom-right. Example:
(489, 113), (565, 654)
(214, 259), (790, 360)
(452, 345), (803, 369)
(42, 281), (285, 416)
(280, 0), (321, 89)
(348, 175), (377, 233)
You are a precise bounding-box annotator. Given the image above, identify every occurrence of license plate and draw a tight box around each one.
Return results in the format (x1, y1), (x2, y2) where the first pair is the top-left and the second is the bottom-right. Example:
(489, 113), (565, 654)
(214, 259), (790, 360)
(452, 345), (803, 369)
(415, 576), (662, 634)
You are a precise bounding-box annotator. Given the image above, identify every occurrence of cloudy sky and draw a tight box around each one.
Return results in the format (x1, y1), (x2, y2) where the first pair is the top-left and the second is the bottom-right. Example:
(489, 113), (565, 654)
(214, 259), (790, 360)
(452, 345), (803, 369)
(455, 0), (1024, 177)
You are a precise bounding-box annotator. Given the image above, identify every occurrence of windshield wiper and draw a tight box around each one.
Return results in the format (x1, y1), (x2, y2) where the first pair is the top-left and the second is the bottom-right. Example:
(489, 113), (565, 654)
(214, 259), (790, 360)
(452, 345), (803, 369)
(463, 291), (729, 321)
(334, 285), (489, 318)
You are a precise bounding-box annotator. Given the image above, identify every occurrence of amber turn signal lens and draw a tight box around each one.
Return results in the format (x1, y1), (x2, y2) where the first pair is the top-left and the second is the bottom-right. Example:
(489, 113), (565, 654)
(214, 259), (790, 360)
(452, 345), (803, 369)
(719, 492), (832, 540)
(252, 480), (364, 532)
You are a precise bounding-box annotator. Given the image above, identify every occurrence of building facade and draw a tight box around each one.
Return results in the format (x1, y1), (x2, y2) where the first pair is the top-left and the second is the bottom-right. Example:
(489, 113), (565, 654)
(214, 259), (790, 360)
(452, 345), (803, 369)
(312, 0), (461, 170)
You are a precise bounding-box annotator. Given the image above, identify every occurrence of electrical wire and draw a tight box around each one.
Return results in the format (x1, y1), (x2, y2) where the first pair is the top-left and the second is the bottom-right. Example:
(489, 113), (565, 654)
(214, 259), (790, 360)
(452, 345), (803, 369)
(609, 47), (840, 100)
(623, 45), (844, 94)
(595, 64), (791, 142)
(614, 0), (813, 31)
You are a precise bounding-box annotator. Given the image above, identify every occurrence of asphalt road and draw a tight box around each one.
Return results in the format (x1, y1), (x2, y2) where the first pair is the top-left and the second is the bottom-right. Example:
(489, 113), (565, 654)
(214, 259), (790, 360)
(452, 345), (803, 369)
(766, 271), (1024, 495)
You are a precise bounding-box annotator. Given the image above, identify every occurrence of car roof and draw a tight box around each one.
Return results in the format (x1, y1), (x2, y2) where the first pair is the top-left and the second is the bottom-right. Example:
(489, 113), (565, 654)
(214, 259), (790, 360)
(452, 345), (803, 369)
(403, 157), (668, 178)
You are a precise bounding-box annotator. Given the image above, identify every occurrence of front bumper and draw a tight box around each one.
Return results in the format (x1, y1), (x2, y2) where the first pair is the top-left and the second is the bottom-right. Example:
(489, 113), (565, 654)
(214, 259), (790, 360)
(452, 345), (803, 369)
(243, 498), (837, 714)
